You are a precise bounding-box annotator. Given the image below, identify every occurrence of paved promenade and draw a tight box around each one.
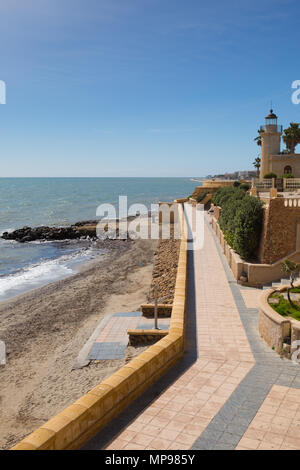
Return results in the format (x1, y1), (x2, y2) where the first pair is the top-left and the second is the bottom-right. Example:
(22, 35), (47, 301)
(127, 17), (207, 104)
(88, 313), (169, 361)
(83, 211), (300, 451)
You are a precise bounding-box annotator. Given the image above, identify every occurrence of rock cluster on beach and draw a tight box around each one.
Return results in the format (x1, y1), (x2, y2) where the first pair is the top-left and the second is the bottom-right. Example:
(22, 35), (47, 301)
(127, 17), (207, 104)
(1, 216), (144, 243)
(1, 223), (97, 243)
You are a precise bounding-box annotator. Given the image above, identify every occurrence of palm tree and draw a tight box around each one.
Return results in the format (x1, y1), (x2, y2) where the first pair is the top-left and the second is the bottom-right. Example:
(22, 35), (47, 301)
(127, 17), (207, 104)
(281, 259), (300, 309)
(253, 131), (262, 177)
(253, 156), (261, 176)
(283, 123), (300, 154)
(254, 134), (262, 147)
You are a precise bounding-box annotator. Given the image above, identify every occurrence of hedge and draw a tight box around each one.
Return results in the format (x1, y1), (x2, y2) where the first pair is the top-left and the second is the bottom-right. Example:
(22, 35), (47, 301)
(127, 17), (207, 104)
(215, 187), (264, 260)
(264, 172), (277, 179)
(281, 173), (294, 179)
(196, 191), (208, 203)
(239, 183), (250, 191)
(212, 186), (245, 207)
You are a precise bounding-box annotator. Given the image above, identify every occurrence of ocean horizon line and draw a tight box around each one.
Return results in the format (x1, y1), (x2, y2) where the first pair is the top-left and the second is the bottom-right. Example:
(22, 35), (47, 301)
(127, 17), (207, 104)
(0, 176), (200, 179)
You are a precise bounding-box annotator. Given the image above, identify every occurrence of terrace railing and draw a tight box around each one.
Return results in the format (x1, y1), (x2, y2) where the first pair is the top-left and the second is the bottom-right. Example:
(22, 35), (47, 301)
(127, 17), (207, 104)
(284, 178), (300, 191)
(252, 178), (300, 192)
(253, 178), (273, 191)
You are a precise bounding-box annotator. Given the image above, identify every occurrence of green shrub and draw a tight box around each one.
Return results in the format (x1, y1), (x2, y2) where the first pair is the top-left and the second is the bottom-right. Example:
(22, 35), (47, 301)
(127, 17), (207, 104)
(212, 186), (245, 208)
(281, 173), (294, 179)
(196, 191), (208, 203)
(219, 198), (243, 235)
(214, 186), (263, 260)
(239, 183), (250, 191)
(263, 172), (277, 179)
(270, 295), (300, 321)
(233, 181), (241, 187)
(231, 196), (264, 259)
(290, 287), (300, 293)
(223, 229), (235, 247)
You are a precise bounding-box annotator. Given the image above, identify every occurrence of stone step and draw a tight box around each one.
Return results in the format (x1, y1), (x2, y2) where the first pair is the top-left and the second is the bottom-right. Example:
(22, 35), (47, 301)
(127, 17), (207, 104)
(263, 283), (273, 290)
(265, 278), (299, 290)
(271, 282), (282, 288)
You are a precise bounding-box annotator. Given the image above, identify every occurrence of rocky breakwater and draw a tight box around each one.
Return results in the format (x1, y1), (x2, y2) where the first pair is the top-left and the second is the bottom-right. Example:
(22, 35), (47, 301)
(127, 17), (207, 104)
(1, 217), (140, 243)
(1, 223), (98, 243)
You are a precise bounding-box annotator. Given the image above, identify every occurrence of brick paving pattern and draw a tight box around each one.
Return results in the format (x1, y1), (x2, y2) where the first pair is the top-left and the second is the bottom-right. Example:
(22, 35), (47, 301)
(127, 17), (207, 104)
(82, 208), (300, 450)
(237, 385), (300, 450)
(88, 312), (170, 360)
(88, 313), (139, 360)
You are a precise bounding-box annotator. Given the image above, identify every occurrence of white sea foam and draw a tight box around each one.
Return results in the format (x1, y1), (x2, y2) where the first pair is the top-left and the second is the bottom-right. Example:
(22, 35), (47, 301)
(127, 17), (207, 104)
(0, 261), (73, 301)
(0, 228), (15, 236)
(0, 247), (102, 301)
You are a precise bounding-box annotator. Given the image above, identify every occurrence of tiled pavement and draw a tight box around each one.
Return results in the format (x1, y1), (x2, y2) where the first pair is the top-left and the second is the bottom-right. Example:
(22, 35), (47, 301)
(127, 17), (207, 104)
(88, 312), (170, 360)
(88, 313), (140, 360)
(82, 209), (300, 450)
(237, 385), (300, 450)
(192, 216), (300, 450)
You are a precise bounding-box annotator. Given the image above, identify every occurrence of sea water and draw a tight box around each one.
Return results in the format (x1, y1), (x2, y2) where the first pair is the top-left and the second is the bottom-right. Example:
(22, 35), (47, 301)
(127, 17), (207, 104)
(0, 177), (197, 300)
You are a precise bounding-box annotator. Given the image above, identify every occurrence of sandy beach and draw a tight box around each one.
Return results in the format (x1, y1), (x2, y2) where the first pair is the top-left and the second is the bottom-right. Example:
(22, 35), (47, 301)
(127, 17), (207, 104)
(0, 237), (157, 450)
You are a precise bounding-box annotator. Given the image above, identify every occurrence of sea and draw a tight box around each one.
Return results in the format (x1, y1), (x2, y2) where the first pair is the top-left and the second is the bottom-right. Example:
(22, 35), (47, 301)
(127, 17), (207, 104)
(0, 177), (197, 301)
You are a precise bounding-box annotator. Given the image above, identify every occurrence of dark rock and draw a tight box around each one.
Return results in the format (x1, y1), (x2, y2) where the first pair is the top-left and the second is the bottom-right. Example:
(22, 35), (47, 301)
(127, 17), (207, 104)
(1, 217), (137, 243)
(20, 236), (33, 243)
(1, 225), (90, 243)
(73, 220), (98, 227)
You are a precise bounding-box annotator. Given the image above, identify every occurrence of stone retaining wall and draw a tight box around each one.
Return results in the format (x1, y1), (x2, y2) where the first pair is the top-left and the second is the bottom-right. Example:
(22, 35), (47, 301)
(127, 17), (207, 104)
(210, 214), (300, 286)
(128, 329), (168, 346)
(213, 205), (221, 221)
(258, 285), (300, 360)
(141, 304), (172, 318)
(259, 197), (300, 264)
(258, 289), (291, 354)
(210, 216), (245, 281)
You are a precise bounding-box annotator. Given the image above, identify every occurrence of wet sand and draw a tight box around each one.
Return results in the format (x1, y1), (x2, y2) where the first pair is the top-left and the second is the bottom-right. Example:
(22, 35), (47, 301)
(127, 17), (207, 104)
(0, 238), (157, 449)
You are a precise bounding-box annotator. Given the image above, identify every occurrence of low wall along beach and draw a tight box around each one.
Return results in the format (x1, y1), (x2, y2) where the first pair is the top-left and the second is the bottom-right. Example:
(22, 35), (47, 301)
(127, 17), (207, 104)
(11, 203), (188, 451)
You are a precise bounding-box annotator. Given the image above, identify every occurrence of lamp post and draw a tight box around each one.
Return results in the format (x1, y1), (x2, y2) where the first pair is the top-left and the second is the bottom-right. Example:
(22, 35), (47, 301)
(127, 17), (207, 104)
(154, 285), (158, 330)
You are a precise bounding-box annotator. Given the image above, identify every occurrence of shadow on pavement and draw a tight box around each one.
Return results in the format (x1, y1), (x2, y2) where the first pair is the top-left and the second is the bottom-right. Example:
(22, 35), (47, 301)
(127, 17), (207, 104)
(82, 247), (198, 450)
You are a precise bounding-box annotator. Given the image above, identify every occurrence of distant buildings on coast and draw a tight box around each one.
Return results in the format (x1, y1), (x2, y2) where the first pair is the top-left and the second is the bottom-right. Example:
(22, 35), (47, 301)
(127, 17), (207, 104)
(195, 170), (257, 182)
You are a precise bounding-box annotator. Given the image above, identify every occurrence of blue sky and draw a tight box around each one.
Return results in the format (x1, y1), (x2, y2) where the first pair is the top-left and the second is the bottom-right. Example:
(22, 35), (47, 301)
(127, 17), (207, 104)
(1, 0), (300, 177)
